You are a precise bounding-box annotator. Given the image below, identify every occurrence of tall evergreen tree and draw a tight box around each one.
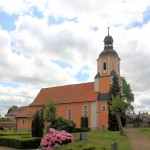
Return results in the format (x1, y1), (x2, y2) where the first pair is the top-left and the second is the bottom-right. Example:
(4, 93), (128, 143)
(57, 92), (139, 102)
(108, 75), (126, 131)
(31, 111), (44, 137)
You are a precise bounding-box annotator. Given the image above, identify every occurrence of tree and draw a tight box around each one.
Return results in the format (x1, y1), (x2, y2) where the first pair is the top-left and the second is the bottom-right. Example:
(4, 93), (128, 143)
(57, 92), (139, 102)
(40, 106), (45, 131)
(109, 76), (121, 97)
(45, 98), (57, 123)
(7, 105), (18, 114)
(0, 117), (11, 122)
(109, 95), (127, 135)
(108, 75), (122, 131)
(31, 111), (44, 137)
(121, 77), (134, 111)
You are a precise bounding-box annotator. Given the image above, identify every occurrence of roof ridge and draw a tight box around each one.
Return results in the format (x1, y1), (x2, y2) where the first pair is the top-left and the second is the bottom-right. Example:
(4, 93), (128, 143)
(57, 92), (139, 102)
(41, 82), (94, 90)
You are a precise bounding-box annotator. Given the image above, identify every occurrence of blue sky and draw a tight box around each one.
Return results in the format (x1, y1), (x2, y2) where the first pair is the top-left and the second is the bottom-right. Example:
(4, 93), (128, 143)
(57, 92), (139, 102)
(0, 11), (18, 31)
(0, 0), (150, 116)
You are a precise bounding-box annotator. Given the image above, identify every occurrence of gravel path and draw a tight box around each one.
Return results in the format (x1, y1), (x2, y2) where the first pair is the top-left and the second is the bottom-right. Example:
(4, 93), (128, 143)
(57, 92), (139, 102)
(126, 128), (150, 150)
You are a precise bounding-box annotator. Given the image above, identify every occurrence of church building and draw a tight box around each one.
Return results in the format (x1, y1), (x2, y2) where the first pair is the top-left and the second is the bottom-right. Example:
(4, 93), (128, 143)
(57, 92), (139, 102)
(16, 28), (122, 130)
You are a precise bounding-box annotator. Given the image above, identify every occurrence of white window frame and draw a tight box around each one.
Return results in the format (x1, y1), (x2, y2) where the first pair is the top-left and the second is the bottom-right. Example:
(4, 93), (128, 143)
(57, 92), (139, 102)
(83, 105), (88, 117)
(101, 105), (106, 112)
(67, 109), (72, 120)
(22, 119), (26, 125)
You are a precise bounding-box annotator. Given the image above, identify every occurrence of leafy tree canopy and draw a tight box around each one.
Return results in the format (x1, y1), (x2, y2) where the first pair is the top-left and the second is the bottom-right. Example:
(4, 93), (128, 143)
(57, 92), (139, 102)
(7, 105), (18, 114)
(45, 98), (57, 123)
(108, 75), (126, 131)
(0, 117), (11, 122)
(110, 95), (127, 115)
(109, 95), (127, 135)
(121, 77), (134, 111)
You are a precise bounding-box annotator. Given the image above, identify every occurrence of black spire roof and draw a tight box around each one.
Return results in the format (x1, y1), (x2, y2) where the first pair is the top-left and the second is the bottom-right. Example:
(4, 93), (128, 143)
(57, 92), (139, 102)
(99, 27), (119, 58)
(104, 27), (113, 50)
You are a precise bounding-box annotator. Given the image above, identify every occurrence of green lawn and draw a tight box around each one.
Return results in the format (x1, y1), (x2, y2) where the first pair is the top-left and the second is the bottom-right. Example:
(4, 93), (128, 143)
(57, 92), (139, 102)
(140, 128), (150, 139)
(60, 130), (132, 150)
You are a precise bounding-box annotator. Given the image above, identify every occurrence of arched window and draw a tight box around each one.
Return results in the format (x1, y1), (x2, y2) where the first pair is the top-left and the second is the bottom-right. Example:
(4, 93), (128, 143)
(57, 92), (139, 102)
(67, 109), (72, 120)
(101, 105), (106, 112)
(83, 105), (88, 117)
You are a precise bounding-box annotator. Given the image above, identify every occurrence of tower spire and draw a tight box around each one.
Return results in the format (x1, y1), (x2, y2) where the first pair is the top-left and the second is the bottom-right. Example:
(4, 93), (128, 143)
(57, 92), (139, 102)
(108, 20), (109, 36)
(103, 26), (113, 50)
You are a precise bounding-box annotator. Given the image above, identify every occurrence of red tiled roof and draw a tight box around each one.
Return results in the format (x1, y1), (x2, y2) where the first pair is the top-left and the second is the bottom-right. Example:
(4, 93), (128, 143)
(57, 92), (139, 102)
(5, 109), (18, 117)
(30, 82), (98, 106)
(5, 106), (27, 117)
(16, 106), (42, 118)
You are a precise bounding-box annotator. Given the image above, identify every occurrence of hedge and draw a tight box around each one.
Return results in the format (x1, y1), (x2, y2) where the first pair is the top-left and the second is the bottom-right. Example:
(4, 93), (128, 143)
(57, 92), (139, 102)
(0, 136), (41, 149)
(0, 131), (30, 136)
(81, 117), (88, 128)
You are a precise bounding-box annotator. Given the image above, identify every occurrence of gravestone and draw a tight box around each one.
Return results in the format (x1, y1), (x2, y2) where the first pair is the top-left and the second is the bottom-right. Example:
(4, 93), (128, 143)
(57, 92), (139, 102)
(80, 132), (87, 141)
(14, 129), (17, 132)
(2, 129), (7, 132)
(111, 142), (118, 150)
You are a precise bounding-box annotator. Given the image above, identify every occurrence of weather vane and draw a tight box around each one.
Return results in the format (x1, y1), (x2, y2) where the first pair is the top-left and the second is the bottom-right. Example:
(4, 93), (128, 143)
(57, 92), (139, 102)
(108, 20), (109, 36)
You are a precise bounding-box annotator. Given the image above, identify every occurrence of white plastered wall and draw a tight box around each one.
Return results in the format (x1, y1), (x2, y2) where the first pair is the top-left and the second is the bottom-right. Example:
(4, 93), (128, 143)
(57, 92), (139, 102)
(94, 78), (99, 92)
(91, 101), (98, 129)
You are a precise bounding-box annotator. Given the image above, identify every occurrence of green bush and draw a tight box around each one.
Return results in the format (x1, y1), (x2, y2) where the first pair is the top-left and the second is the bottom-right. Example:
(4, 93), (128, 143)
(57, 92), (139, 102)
(81, 117), (89, 128)
(47, 117), (76, 133)
(0, 136), (41, 149)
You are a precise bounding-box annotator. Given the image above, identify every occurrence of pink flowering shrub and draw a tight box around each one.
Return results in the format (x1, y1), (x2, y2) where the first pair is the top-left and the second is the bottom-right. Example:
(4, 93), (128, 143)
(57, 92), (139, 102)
(40, 128), (74, 150)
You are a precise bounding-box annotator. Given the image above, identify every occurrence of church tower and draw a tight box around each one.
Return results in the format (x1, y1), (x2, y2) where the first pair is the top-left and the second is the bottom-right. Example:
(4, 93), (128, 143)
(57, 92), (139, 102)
(94, 28), (122, 128)
(94, 27), (121, 93)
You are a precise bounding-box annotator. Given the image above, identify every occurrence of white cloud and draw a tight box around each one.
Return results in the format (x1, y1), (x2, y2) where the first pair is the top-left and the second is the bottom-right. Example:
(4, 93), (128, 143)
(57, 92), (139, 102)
(0, 84), (39, 115)
(0, 0), (31, 15)
(0, 0), (150, 115)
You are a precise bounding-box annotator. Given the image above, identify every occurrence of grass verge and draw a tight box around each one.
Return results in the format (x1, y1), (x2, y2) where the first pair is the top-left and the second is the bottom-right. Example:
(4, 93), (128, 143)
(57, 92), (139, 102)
(139, 128), (150, 139)
(60, 130), (131, 150)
